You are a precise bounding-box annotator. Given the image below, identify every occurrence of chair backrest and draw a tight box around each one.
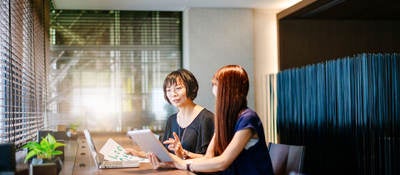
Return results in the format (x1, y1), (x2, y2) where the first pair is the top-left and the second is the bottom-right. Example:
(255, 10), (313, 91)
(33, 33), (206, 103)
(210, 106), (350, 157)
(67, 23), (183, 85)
(0, 143), (15, 173)
(268, 142), (305, 175)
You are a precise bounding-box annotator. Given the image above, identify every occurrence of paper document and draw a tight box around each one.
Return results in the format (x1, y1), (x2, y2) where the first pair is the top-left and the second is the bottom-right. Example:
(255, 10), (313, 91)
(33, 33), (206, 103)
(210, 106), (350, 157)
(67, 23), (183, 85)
(99, 138), (146, 162)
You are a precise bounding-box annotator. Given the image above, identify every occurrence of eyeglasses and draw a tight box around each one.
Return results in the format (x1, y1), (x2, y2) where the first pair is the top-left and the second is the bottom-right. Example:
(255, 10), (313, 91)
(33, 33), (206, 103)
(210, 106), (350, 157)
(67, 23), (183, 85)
(166, 85), (185, 94)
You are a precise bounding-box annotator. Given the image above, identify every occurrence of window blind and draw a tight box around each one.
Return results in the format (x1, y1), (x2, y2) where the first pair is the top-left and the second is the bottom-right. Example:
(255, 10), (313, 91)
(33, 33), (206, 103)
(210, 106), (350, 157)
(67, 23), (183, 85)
(48, 10), (182, 131)
(0, 0), (11, 144)
(0, 0), (48, 148)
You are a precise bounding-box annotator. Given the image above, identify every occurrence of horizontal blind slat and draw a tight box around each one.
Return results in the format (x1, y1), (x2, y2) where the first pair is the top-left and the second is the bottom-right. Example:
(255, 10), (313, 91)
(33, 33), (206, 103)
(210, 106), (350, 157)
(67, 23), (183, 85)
(0, 0), (46, 148)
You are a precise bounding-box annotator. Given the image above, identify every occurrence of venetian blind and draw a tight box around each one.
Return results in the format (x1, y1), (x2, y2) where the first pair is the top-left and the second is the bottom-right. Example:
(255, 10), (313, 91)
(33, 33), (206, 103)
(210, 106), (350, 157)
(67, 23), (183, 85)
(48, 11), (182, 131)
(0, 0), (48, 148)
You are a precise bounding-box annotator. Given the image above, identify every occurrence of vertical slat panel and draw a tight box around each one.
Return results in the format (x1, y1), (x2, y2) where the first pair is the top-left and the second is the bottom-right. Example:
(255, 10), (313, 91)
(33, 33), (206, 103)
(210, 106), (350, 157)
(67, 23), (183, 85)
(275, 53), (399, 175)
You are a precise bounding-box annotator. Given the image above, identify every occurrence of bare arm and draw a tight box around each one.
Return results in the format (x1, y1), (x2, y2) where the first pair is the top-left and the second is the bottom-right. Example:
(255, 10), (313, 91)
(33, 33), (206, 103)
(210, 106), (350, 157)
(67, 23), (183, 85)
(204, 134), (215, 158)
(175, 128), (254, 172)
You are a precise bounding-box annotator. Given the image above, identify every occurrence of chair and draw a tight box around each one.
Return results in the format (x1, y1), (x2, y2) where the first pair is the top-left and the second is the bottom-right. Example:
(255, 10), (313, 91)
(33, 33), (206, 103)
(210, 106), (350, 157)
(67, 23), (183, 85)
(268, 142), (305, 175)
(0, 143), (15, 174)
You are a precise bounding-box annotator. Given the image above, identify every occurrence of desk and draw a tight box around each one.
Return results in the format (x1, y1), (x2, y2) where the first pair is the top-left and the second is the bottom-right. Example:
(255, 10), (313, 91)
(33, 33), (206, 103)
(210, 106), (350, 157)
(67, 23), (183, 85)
(60, 132), (194, 175)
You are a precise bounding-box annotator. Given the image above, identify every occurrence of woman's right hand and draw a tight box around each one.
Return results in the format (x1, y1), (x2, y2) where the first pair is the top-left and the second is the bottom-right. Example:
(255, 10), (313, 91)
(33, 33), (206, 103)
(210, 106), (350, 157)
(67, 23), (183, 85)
(125, 148), (147, 158)
(163, 132), (185, 158)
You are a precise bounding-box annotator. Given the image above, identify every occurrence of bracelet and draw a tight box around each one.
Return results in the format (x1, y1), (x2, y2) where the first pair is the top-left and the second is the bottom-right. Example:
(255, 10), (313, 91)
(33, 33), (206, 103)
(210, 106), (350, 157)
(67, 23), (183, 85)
(186, 160), (193, 172)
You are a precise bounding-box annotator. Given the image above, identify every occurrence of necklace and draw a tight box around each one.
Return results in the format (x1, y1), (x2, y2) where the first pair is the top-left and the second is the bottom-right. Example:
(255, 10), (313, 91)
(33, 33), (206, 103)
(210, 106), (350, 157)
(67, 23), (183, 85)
(177, 105), (200, 128)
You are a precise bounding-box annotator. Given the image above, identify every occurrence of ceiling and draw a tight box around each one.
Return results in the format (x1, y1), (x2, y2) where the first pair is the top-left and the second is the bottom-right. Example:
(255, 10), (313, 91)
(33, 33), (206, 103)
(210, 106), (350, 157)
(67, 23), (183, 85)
(52, 0), (302, 11)
(279, 0), (400, 20)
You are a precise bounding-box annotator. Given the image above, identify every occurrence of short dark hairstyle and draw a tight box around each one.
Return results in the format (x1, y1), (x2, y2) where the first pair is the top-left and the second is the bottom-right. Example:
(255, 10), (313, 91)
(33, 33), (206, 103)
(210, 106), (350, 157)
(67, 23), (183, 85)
(163, 69), (199, 104)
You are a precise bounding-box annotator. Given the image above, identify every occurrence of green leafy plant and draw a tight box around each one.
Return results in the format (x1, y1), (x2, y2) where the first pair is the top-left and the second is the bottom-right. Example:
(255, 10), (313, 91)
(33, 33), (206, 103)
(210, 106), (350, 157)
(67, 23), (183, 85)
(23, 133), (65, 163)
(68, 123), (79, 134)
(69, 123), (79, 131)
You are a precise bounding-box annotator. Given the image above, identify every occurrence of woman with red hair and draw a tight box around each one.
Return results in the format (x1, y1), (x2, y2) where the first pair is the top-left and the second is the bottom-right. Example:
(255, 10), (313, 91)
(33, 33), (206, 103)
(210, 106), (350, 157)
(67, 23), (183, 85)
(149, 65), (273, 175)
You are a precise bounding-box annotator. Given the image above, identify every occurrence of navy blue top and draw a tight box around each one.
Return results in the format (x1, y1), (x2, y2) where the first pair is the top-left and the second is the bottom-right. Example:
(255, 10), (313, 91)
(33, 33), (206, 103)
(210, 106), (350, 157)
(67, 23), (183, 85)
(221, 108), (274, 175)
(162, 108), (214, 154)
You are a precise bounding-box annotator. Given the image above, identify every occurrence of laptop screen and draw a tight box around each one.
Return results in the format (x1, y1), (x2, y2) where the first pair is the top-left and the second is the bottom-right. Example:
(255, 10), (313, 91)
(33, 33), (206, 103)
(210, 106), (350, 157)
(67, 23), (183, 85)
(84, 130), (97, 152)
(83, 129), (101, 166)
(82, 129), (141, 169)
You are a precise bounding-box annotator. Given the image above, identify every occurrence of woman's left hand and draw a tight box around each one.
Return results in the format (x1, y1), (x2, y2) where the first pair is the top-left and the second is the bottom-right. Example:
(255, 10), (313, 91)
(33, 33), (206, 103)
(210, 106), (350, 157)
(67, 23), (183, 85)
(148, 152), (188, 170)
(148, 153), (175, 169)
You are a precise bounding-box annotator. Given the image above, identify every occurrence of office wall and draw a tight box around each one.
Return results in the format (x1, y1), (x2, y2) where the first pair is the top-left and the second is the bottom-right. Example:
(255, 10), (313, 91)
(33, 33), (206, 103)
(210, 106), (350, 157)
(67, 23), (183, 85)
(183, 8), (254, 112)
(253, 9), (280, 142)
(183, 8), (281, 142)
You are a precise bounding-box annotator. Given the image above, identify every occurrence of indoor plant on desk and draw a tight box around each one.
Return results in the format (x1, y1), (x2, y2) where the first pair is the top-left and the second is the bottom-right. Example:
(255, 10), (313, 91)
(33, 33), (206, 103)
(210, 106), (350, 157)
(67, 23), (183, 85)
(23, 133), (65, 175)
(66, 122), (79, 139)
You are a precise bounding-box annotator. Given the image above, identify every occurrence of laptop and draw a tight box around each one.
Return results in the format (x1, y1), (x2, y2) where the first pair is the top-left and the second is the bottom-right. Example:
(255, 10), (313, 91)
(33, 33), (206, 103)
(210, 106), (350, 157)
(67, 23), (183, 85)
(83, 129), (140, 168)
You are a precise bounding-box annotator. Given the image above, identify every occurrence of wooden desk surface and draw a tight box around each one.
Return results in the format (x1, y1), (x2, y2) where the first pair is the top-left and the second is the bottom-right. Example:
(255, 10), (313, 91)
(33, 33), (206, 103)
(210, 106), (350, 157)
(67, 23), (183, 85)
(60, 132), (195, 175)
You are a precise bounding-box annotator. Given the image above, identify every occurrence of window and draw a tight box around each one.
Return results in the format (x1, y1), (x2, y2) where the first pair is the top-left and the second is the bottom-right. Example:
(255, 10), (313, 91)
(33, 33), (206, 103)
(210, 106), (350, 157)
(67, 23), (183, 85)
(48, 10), (182, 131)
(0, 0), (47, 148)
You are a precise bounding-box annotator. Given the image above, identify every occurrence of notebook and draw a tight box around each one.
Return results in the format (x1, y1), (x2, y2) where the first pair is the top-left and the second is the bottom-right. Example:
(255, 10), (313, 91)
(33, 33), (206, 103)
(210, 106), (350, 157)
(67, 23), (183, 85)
(127, 129), (173, 162)
(83, 129), (140, 168)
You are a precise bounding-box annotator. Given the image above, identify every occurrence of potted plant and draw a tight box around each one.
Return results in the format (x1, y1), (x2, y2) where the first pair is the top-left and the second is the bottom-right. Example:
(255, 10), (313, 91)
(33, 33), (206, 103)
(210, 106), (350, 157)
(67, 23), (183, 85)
(66, 123), (79, 139)
(23, 133), (65, 175)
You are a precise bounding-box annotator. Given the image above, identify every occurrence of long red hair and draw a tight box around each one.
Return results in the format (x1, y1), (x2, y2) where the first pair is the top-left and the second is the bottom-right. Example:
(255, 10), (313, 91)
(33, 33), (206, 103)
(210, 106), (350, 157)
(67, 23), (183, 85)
(212, 65), (249, 156)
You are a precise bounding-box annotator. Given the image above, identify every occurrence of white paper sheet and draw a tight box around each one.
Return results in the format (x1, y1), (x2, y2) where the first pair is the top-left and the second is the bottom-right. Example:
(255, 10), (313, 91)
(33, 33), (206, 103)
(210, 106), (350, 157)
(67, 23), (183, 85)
(99, 138), (142, 161)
